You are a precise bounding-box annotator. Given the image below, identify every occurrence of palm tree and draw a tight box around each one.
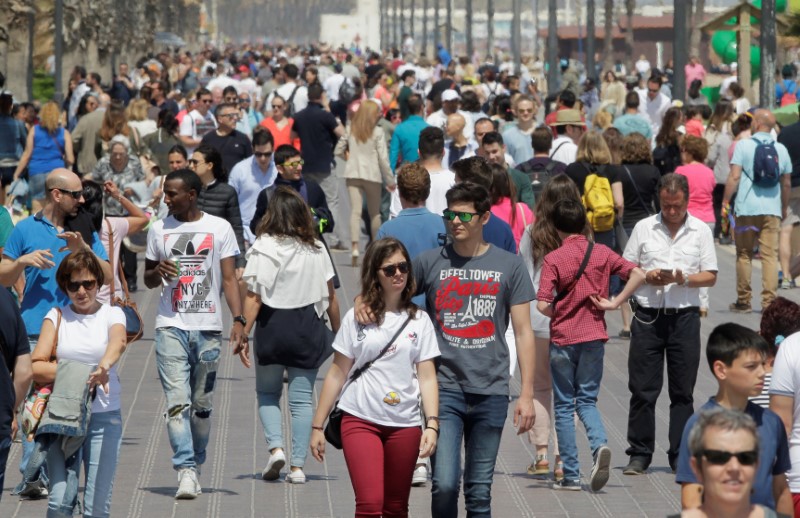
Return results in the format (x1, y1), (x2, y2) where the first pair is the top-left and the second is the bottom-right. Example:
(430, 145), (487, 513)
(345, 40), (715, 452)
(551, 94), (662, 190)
(487, 0), (494, 59)
(625, 0), (635, 71)
(603, 0), (614, 73)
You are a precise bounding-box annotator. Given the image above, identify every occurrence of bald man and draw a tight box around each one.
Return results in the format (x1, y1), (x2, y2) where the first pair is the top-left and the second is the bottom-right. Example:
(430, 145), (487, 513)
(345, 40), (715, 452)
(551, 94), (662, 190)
(444, 113), (472, 168)
(724, 109), (794, 313)
(1, 168), (112, 496)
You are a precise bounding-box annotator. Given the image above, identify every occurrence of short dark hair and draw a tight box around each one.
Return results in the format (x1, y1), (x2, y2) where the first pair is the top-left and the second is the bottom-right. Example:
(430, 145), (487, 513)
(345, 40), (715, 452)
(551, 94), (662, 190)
(625, 91), (640, 109)
(196, 88), (212, 100)
(56, 249), (105, 295)
(283, 63), (299, 79)
(214, 102), (238, 118)
(401, 69), (416, 81)
(559, 90), (576, 108)
(648, 75), (663, 87)
(658, 173), (689, 201)
(531, 126), (553, 153)
(445, 182), (491, 214)
(89, 72), (102, 84)
(408, 94), (423, 115)
(274, 144), (301, 165)
(552, 199), (587, 234)
(166, 168), (203, 196)
(481, 131), (504, 147)
(397, 162), (431, 205)
(706, 323), (771, 372)
(418, 126), (445, 158)
(222, 85), (238, 97)
(168, 144), (188, 159)
(451, 156), (492, 189)
(308, 83), (324, 101)
(252, 126), (275, 148)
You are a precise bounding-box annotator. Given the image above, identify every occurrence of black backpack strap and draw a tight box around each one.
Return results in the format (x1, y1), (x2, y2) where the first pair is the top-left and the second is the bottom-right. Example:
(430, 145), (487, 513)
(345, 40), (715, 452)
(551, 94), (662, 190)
(549, 141), (567, 159)
(553, 241), (594, 305)
(623, 166), (654, 215)
(349, 316), (412, 382)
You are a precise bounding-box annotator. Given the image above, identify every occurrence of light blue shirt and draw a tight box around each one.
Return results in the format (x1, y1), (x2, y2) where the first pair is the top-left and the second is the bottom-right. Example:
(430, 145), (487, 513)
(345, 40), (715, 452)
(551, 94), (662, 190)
(390, 115), (429, 173)
(502, 124), (534, 165)
(731, 132), (793, 218)
(228, 155), (278, 243)
(3, 212), (109, 336)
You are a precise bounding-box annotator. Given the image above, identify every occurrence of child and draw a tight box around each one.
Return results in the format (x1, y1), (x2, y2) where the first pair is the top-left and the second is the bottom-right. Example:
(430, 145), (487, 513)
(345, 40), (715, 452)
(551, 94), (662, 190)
(684, 106), (705, 138)
(537, 199), (645, 491)
(675, 323), (791, 514)
(753, 297), (800, 408)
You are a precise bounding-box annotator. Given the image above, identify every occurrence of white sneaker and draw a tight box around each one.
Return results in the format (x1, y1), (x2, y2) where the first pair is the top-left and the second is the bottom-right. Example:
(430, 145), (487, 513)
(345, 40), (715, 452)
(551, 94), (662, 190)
(175, 468), (201, 499)
(411, 465), (428, 487)
(262, 449), (286, 481)
(285, 469), (306, 484)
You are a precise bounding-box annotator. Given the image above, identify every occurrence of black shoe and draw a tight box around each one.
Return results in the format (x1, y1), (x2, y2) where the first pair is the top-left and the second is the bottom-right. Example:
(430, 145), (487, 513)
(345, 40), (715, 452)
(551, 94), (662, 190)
(622, 457), (649, 475)
(589, 446), (612, 492)
(729, 301), (752, 314)
(552, 478), (582, 491)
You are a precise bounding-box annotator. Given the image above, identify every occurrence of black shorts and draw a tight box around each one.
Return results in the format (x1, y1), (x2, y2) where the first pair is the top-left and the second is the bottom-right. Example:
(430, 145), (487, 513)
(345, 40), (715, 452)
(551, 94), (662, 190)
(0, 166), (14, 187)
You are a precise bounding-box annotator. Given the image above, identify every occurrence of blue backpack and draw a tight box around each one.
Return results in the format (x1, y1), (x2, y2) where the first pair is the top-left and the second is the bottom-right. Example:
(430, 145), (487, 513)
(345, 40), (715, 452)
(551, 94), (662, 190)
(750, 138), (781, 187)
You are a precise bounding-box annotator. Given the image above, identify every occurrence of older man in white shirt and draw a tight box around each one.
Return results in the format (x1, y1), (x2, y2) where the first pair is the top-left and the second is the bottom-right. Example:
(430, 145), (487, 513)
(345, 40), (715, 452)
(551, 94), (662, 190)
(621, 173), (718, 476)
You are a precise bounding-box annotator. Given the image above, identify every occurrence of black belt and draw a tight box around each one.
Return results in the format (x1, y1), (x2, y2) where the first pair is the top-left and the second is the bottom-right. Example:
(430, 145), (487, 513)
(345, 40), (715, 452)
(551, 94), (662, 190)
(635, 306), (699, 316)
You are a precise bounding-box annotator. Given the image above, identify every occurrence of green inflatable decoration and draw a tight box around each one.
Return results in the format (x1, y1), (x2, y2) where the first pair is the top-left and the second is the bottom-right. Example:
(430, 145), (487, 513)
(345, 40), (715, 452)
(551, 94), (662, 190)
(711, 0), (785, 77)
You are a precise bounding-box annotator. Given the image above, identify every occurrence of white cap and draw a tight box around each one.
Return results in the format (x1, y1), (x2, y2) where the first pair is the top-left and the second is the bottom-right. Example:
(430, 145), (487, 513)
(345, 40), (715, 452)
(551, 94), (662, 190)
(441, 89), (460, 102)
(731, 62), (738, 71)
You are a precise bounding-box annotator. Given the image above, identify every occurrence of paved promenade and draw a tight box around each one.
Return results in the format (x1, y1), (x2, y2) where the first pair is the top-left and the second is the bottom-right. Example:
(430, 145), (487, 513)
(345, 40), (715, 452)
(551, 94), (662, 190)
(1, 242), (794, 517)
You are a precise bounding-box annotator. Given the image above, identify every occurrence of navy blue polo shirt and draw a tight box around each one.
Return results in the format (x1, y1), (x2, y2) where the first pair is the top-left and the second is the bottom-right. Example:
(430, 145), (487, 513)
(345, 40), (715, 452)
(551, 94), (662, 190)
(291, 102), (339, 174)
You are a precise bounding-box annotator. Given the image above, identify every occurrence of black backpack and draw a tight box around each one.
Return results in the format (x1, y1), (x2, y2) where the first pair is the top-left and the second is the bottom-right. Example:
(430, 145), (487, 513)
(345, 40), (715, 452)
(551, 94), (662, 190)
(653, 143), (681, 175)
(519, 158), (559, 200)
(285, 85), (301, 118)
(750, 138), (781, 187)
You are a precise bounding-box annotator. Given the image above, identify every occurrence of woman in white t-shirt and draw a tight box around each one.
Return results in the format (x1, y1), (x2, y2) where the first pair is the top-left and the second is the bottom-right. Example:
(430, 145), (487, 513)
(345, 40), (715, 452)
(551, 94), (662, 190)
(310, 238), (440, 516)
(30, 250), (127, 518)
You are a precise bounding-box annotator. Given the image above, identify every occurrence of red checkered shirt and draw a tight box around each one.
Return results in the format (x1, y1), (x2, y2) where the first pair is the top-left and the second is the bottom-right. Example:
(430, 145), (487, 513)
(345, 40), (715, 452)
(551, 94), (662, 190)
(537, 235), (637, 346)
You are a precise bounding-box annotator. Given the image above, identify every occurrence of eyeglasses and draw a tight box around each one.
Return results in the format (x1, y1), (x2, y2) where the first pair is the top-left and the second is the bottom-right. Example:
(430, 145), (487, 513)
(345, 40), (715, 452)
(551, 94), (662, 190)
(188, 158), (205, 166)
(224, 98), (239, 103)
(380, 262), (409, 277)
(281, 159), (304, 167)
(200, 99), (213, 104)
(272, 104), (285, 109)
(66, 279), (98, 292)
(254, 151), (273, 159)
(239, 98), (250, 103)
(50, 188), (84, 199)
(698, 449), (758, 466)
(442, 209), (483, 222)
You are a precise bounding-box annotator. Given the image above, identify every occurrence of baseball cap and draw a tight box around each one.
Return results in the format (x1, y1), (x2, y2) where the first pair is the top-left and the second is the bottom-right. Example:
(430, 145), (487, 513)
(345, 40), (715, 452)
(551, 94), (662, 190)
(441, 89), (460, 102)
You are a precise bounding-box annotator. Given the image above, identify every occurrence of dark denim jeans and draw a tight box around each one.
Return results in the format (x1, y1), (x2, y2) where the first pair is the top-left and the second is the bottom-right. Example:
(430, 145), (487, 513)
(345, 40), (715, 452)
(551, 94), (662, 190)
(550, 341), (608, 481)
(0, 435), (10, 503)
(431, 389), (508, 518)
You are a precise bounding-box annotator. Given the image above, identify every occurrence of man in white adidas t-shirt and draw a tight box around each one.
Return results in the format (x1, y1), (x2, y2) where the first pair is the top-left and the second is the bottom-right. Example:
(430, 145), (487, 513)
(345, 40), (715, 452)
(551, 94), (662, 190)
(390, 126), (455, 218)
(179, 88), (217, 155)
(144, 169), (247, 500)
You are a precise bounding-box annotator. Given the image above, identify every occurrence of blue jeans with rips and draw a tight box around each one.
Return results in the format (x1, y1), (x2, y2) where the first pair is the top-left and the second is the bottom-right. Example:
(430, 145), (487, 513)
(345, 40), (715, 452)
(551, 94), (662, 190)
(255, 363), (318, 468)
(155, 327), (221, 471)
(431, 388), (508, 518)
(549, 341), (608, 481)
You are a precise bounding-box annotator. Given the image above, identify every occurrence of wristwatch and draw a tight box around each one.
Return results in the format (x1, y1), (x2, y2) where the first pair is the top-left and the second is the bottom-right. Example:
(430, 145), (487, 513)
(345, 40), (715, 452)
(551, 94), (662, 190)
(233, 315), (247, 327)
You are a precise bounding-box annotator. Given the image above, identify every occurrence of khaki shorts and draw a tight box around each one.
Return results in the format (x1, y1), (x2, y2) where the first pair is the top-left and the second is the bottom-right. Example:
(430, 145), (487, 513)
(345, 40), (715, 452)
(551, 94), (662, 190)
(782, 187), (800, 228)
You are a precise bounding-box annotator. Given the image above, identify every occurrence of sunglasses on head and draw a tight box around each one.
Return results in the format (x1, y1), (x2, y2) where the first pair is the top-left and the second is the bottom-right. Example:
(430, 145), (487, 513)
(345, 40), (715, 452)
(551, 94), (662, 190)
(66, 279), (98, 292)
(254, 151), (273, 158)
(380, 262), (409, 277)
(442, 209), (483, 222)
(698, 449), (758, 466)
(50, 187), (83, 199)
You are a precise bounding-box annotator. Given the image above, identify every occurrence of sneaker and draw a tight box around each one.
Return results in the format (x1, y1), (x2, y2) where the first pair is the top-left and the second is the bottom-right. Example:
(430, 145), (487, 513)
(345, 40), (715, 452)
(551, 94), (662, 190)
(589, 446), (612, 492)
(622, 457), (649, 475)
(781, 279), (793, 290)
(411, 465), (428, 486)
(285, 469), (306, 484)
(18, 479), (48, 499)
(262, 449), (286, 481)
(729, 302), (752, 314)
(552, 478), (582, 491)
(175, 468), (201, 499)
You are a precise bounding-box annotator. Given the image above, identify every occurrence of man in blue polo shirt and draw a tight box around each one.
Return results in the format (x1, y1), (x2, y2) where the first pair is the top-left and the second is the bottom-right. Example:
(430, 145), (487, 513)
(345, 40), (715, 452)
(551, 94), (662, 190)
(0, 168), (111, 497)
(390, 93), (429, 172)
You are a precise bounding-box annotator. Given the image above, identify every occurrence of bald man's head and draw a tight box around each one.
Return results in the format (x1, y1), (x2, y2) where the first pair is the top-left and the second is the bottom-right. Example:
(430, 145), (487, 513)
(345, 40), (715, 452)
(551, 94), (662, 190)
(753, 109), (776, 132)
(98, 93), (111, 109)
(446, 113), (466, 139)
(45, 168), (82, 193)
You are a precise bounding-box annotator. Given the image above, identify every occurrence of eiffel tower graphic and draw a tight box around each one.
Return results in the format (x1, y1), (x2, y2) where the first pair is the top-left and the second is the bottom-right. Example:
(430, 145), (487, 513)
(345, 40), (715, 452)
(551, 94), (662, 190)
(461, 295), (477, 322)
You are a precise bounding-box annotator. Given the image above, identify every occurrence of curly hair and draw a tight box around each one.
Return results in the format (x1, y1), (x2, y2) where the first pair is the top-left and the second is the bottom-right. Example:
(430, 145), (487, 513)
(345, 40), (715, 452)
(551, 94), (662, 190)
(396, 162), (431, 205)
(530, 174), (591, 266)
(760, 297), (800, 353)
(360, 238), (418, 325)
(681, 134), (709, 163)
(621, 133), (653, 164)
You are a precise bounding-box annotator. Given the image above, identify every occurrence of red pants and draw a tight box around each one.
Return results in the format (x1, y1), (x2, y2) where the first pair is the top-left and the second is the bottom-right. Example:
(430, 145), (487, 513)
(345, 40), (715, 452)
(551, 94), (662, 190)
(341, 413), (422, 518)
(793, 492), (800, 517)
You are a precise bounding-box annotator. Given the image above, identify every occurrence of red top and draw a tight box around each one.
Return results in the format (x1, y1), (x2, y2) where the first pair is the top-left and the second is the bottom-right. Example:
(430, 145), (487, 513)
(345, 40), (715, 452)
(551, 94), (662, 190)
(259, 117), (301, 151)
(537, 235), (636, 346)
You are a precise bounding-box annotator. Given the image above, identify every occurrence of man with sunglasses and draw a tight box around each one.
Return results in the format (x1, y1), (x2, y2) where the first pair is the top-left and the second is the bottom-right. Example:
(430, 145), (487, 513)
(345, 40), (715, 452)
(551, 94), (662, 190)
(221, 85), (252, 139)
(0, 168), (112, 497)
(676, 324), (791, 514)
(200, 102), (253, 176)
(229, 128), (277, 246)
(179, 88), (217, 155)
(638, 75), (670, 135)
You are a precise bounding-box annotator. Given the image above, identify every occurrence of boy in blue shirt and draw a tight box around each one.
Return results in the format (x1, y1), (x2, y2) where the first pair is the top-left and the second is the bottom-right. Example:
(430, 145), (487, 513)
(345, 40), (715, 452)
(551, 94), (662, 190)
(675, 323), (791, 514)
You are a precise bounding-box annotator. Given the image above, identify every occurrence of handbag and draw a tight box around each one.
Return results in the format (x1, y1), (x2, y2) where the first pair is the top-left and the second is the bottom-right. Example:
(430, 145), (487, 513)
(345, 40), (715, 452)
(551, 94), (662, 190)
(20, 309), (61, 440)
(324, 316), (412, 449)
(106, 219), (143, 342)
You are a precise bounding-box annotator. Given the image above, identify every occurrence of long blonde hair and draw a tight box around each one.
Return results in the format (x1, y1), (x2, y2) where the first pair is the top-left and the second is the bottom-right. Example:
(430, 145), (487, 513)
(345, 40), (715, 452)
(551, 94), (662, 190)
(576, 130), (612, 165)
(126, 99), (149, 122)
(39, 101), (61, 134)
(350, 100), (379, 144)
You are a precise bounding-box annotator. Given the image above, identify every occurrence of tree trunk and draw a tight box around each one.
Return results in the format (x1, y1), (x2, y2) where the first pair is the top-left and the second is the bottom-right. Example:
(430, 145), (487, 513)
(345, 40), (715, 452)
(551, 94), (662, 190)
(603, 0), (614, 73)
(625, 0), (635, 72)
(689, 0), (705, 59)
(487, 0), (494, 59)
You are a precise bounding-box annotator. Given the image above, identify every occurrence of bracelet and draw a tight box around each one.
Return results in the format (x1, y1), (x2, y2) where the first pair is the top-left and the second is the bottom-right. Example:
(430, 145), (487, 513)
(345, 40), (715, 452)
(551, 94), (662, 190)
(426, 416), (440, 423)
(311, 425), (324, 431)
(425, 426), (439, 436)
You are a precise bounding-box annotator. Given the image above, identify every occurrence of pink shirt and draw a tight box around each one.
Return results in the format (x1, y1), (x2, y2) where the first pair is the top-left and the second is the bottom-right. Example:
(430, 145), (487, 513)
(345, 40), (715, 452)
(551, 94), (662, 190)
(491, 197), (534, 250)
(685, 63), (706, 88)
(675, 162), (716, 223)
(685, 119), (704, 137)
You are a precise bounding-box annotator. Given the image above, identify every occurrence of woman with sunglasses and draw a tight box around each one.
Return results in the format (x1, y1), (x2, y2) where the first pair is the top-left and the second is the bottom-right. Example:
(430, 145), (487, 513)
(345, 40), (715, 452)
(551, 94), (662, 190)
(239, 187), (340, 484)
(260, 94), (301, 150)
(310, 237), (439, 516)
(30, 249), (127, 517)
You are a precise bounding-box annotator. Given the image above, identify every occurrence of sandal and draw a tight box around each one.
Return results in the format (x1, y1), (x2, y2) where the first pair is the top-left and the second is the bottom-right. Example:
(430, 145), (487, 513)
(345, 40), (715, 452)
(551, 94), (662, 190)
(554, 460), (564, 482)
(527, 454), (550, 476)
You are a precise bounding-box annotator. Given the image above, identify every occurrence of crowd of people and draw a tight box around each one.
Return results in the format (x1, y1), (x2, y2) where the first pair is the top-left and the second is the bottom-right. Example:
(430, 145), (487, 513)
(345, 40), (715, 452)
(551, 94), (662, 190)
(1, 38), (800, 517)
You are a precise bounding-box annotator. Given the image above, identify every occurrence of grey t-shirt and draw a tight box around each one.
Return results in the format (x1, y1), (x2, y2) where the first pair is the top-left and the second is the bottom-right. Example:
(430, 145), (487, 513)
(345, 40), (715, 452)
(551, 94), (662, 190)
(413, 244), (535, 396)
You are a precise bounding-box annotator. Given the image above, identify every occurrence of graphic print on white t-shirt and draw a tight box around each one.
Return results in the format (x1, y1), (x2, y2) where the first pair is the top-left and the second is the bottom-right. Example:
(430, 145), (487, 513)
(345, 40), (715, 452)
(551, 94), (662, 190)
(165, 231), (217, 313)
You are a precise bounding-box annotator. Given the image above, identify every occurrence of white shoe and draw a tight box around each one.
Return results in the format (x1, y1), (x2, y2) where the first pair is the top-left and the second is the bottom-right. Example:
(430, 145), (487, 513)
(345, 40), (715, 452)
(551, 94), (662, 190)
(262, 449), (286, 481)
(411, 465), (428, 487)
(285, 469), (306, 484)
(175, 468), (201, 499)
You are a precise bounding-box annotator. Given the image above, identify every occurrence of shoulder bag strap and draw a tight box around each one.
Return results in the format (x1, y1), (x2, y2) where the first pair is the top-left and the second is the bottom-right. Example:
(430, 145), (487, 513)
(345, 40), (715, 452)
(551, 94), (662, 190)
(287, 85), (301, 106)
(623, 166), (654, 215)
(105, 219), (117, 298)
(50, 308), (62, 360)
(553, 241), (594, 305)
(549, 141), (567, 159)
(349, 316), (412, 383)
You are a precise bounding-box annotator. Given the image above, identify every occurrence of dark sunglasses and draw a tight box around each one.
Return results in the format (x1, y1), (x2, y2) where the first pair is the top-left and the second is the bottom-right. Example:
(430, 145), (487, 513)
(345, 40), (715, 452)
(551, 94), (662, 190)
(254, 151), (273, 159)
(50, 187), (84, 199)
(200, 99), (213, 104)
(698, 449), (758, 466)
(281, 159), (304, 167)
(188, 158), (204, 166)
(66, 279), (98, 292)
(380, 262), (409, 277)
(272, 104), (285, 109)
(442, 209), (483, 222)
(239, 98), (250, 103)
